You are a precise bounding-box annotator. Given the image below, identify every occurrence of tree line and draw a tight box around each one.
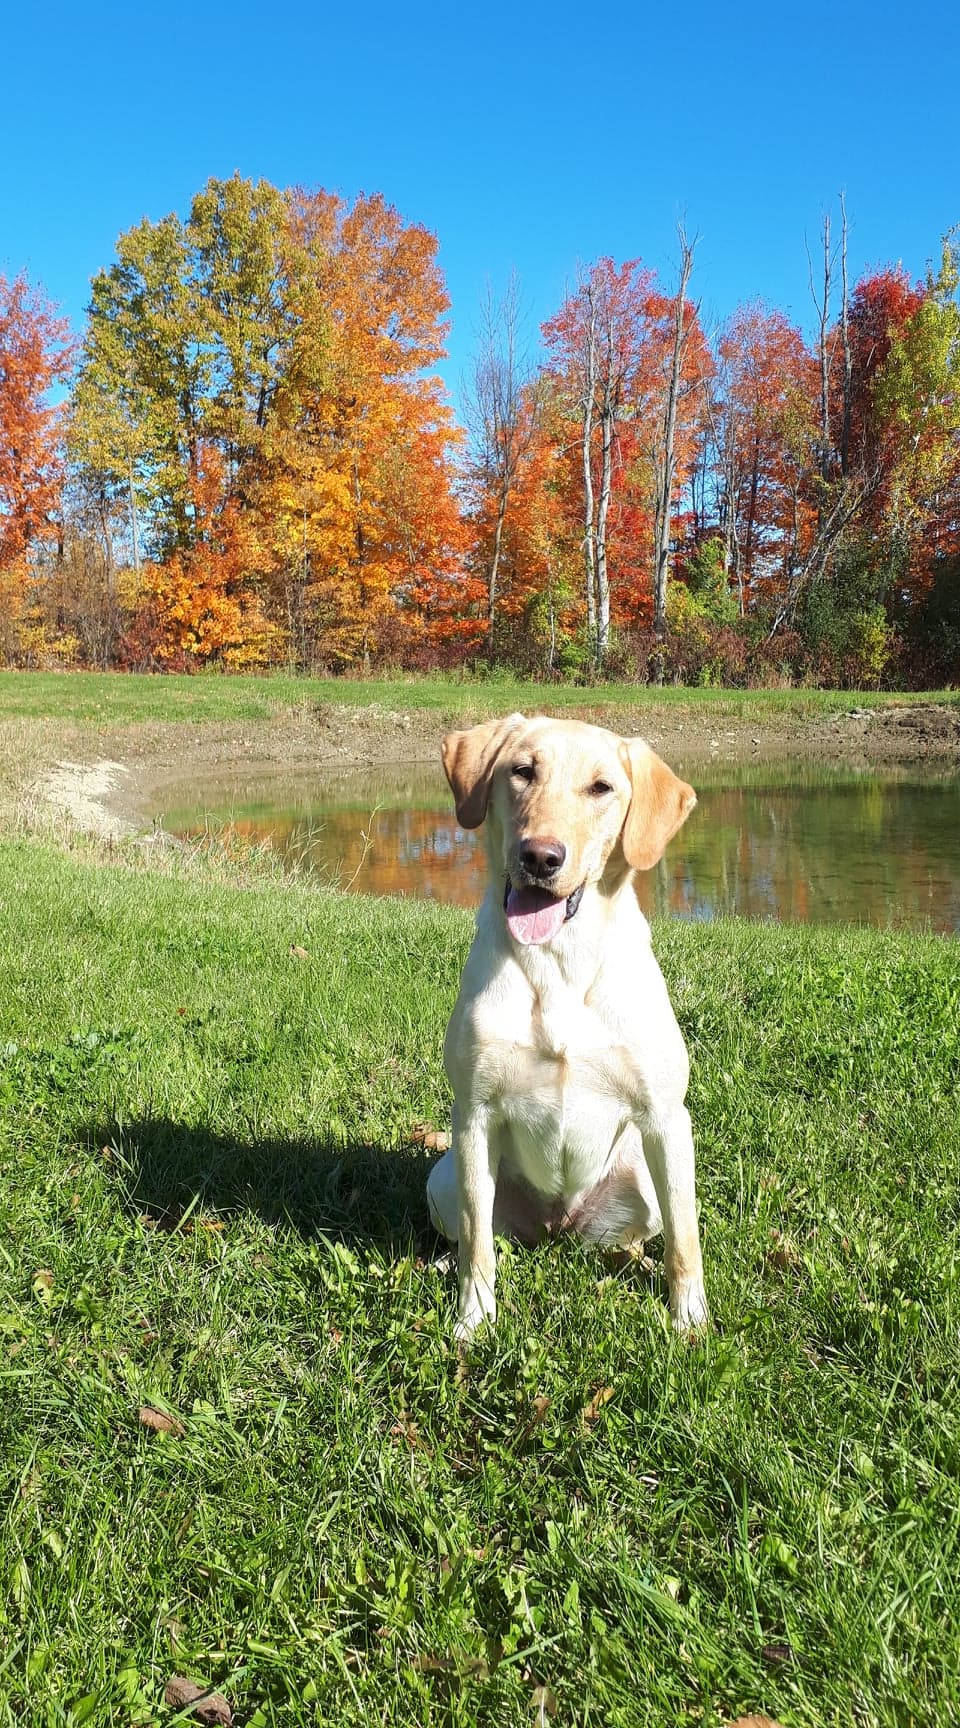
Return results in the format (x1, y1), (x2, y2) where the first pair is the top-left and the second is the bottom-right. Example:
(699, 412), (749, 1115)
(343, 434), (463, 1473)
(2, 173), (959, 686)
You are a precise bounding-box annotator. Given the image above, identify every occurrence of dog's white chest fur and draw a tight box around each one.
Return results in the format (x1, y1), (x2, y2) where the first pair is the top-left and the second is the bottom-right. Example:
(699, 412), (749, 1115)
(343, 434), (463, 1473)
(447, 894), (675, 1207)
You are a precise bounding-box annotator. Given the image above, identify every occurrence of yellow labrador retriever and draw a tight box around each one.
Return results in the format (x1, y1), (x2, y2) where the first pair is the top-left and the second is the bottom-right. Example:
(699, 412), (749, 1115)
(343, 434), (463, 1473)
(427, 713), (707, 1340)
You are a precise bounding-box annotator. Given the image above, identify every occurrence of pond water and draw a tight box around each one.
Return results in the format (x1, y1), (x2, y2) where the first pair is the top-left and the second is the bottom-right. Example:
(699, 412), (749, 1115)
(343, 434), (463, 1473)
(160, 759), (960, 933)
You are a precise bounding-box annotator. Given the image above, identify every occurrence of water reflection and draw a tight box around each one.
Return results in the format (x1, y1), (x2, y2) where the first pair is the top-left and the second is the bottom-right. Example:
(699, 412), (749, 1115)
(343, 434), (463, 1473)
(161, 760), (960, 933)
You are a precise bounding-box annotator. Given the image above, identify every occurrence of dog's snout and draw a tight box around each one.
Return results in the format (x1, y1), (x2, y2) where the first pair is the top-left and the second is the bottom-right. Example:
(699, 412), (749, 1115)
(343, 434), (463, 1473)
(519, 837), (566, 880)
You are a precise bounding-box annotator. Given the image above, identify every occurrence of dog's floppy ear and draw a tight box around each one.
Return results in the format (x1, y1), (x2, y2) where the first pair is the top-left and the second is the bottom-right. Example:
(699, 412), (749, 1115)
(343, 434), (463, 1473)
(442, 713), (525, 829)
(618, 737), (696, 870)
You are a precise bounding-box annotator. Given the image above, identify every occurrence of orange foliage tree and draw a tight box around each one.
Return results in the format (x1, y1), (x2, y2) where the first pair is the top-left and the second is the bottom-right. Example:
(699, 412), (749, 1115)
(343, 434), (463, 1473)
(122, 447), (279, 668)
(275, 190), (465, 668)
(0, 274), (72, 659)
(72, 177), (464, 670)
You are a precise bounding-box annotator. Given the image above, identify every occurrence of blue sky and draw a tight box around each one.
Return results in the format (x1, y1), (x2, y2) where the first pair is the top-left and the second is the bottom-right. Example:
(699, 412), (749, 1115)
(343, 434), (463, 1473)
(3, 0), (958, 409)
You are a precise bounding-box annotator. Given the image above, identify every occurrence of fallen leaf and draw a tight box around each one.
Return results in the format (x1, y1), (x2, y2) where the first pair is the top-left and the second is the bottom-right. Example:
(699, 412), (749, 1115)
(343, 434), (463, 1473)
(410, 1653), (490, 1679)
(424, 1130), (451, 1152)
(581, 1385), (615, 1424)
(410, 1653), (453, 1673)
(761, 1641), (794, 1665)
(765, 1230), (801, 1272)
(531, 1684), (558, 1721)
(727, 1717), (787, 1728)
(139, 1406), (185, 1437)
(530, 1394), (551, 1423)
(289, 944), (310, 960)
(389, 1415), (427, 1452)
(32, 1270), (54, 1305)
(139, 1207), (193, 1234)
(163, 1676), (233, 1724)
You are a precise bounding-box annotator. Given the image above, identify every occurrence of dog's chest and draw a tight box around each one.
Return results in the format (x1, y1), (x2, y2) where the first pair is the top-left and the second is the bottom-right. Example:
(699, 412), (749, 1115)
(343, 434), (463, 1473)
(496, 987), (632, 1198)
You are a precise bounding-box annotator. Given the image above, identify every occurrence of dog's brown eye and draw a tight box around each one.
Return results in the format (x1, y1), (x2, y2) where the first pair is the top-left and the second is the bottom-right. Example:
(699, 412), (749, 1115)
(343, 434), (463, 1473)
(588, 779), (614, 797)
(511, 763), (535, 784)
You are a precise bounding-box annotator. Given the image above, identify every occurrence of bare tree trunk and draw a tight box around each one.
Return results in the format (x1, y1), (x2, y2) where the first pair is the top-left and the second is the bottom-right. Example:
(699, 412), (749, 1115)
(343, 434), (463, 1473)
(128, 466), (141, 574)
(744, 433), (761, 578)
(839, 192), (852, 478)
(773, 196), (857, 643)
(815, 214), (832, 486)
(464, 273), (535, 652)
(352, 452), (371, 673)
(653, 230), (696, 638)
(487, 490), (508, 639)
(581, 290), (598, 655)
(98, 486), (115, 585)
(765, 471), (878, 640)
(720, 428), (744, 615)
(594, 384), (614, 664)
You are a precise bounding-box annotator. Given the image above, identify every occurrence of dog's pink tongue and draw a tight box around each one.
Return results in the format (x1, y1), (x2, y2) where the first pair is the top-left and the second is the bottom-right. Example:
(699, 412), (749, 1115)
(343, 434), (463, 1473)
(505, 886), (567, 946)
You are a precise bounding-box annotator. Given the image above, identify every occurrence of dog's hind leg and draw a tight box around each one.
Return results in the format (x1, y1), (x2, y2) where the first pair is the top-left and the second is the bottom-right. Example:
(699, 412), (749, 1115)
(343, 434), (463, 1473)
(426, 1147), (459, 1241)
(570, 1125), (663, 1247)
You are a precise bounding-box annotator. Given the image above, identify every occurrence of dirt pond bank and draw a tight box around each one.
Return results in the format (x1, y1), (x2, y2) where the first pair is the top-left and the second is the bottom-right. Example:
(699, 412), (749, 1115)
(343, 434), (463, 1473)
(12, 698), (960, 843)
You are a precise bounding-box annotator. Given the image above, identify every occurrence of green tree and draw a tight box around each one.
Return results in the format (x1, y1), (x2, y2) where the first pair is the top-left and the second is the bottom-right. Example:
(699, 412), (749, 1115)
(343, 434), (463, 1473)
(873, 235), (960, 543)
(71, 212), (203, 558)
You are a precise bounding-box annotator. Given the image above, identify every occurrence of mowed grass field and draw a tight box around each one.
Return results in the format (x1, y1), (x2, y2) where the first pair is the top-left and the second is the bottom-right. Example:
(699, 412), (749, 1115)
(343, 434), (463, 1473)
(0, 831), (958, 1726)
(1, 666), (959, 729)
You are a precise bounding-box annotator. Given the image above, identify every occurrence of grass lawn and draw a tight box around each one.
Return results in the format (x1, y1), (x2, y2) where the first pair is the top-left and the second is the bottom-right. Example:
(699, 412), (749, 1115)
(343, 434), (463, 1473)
(0, 837), (958, 1725)
(1, 666), (958, 730)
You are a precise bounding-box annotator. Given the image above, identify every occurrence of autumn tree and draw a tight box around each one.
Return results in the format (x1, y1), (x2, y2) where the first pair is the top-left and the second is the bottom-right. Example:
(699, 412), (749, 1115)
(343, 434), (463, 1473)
(70, 176), (299, 567)
(0, 275), (71, 567)
(71, 176), (462, 669)
(871, 240), (960, 550)
(0, 274), (73, 661)
(463, 273), (540, 648)
(277, 187), (462, 668)
(642, 232), (712, 638)
(543, 258), (654, 664)
(712, 303), (817, 609)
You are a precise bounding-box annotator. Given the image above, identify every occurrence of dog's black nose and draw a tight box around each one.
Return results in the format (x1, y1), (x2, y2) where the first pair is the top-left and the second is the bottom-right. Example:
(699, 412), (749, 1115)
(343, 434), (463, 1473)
(519, 837), (566, 880)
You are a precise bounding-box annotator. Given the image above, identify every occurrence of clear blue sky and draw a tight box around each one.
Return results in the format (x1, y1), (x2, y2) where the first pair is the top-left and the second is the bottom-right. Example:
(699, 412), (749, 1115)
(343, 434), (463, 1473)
(3, 0), (958, 408)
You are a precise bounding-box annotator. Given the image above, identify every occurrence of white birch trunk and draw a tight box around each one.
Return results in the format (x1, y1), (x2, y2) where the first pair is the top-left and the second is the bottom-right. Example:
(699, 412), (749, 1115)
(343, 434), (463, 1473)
(653, 235), (695, 637)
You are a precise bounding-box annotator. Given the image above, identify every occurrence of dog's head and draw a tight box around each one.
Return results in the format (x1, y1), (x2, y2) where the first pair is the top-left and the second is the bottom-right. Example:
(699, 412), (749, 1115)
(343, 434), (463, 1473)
(442, 714), (696, 945)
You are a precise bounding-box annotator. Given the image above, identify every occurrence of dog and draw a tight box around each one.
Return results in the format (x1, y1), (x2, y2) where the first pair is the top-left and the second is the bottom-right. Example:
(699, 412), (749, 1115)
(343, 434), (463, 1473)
(426, 712), (707, 1341)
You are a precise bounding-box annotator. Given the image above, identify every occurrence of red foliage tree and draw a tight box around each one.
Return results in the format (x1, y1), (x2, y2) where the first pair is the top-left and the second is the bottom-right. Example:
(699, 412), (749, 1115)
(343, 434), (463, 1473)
(0, 274), (72, 569)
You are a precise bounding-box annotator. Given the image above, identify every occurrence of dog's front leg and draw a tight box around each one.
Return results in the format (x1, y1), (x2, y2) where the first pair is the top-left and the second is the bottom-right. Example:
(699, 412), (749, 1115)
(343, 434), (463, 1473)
(641, 1104), (708, 1330)
(455, 1106), (499, 1342)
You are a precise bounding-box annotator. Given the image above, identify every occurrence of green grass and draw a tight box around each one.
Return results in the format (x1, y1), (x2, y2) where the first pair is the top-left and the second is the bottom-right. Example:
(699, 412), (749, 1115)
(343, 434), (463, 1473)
(1, 838), (958, 1725)
(1, 667), (958, 729)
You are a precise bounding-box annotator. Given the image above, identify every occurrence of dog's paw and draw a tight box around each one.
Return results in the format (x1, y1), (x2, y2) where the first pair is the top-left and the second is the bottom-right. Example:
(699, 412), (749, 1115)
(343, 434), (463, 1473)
(670, 1278), (709, 1333)
(454, 1280), (496, 1344)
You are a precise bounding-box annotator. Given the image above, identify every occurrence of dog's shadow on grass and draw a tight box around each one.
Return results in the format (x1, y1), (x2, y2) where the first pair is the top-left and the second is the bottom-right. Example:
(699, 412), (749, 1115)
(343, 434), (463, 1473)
(86, 1116), (436, 1251)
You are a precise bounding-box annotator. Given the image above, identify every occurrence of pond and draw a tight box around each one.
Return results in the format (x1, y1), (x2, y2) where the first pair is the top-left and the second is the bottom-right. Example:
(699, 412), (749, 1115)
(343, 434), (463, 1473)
(159, 759), (960, 933)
